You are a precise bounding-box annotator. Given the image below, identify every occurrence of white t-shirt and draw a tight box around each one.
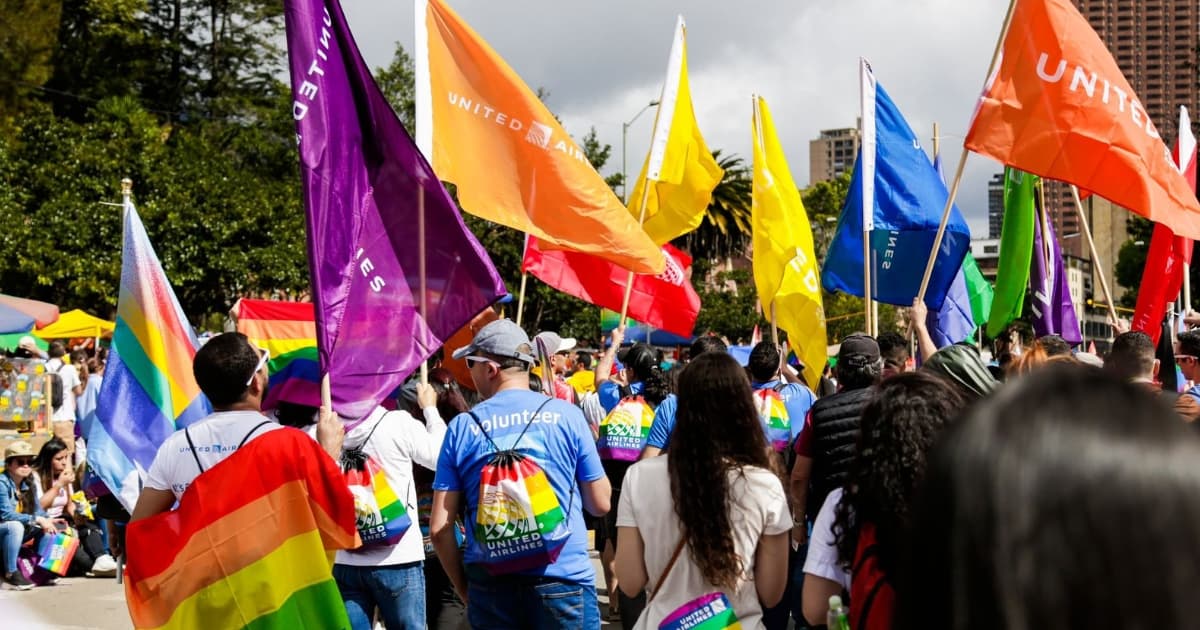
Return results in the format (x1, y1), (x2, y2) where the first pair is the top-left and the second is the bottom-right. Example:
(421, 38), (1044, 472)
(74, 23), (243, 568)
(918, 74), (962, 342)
(144, 410), (282, 499)
(46, 359), (81, 421)
(335, 406), (446, 567)
(803, 487), (851, 591)
(617, 455), (792, 630)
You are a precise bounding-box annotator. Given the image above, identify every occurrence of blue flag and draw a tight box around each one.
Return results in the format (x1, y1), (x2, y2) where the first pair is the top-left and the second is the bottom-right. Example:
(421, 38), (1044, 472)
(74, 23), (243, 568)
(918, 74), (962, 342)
(926, 154), (984, 347)
(822, 61), (971, 310)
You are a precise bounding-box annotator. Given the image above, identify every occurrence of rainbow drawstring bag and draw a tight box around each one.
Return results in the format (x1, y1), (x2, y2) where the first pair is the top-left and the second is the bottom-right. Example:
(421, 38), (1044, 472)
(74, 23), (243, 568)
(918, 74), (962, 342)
(659, 592), (742, 630)
(753, 388), (791, 453)
(468, 399), (571, 575)
(597, 396), (656, 461)
(342, 417), (412, 547)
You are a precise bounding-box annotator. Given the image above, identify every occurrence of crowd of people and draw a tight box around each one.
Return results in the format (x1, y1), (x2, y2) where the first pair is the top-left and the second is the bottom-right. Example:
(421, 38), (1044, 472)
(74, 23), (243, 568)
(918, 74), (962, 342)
(5, 314), (1200, 630)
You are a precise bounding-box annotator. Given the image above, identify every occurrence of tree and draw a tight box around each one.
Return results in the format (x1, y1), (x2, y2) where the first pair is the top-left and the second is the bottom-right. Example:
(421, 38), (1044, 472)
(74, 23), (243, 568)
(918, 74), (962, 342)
(375, 42), (416, 134)
(802, 171), (851, 260)
(1114, 216), (1153, 307)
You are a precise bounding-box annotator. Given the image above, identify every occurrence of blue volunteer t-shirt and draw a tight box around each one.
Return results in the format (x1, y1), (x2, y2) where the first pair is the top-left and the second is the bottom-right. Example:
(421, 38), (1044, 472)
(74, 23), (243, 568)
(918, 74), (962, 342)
(1187, 384), (1200, 404)
(598, 380), (644, 414)
(433, 389), (605, 584)
(752, 380), (817, 446)
(643, 393), (678, 450)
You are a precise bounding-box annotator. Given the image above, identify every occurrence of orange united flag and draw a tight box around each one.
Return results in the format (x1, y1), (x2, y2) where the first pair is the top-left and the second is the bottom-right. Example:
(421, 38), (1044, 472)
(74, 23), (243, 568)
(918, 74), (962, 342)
(964, 0), (1200, 240)
(414, 0), (665, 274)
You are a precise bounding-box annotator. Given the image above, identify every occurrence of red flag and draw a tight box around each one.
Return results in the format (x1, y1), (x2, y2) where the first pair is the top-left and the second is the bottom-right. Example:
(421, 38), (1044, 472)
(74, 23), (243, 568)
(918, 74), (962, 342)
(964, 0), (1200, 240)
(1131, 107), (1198, 345)
(522, 238), (700, 337)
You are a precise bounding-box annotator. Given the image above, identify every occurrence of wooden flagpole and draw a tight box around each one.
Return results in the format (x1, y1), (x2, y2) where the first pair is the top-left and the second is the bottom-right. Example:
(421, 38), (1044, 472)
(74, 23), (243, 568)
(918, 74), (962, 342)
(418, 186), (429, 384)
(1070, 185), (1120, 326)
(618, 182), (655, 324)
(860, 62), (874, 338)
(916, 0), (1019, 303)
(770, 303), (779, 345)
(516, 272), (529, 326)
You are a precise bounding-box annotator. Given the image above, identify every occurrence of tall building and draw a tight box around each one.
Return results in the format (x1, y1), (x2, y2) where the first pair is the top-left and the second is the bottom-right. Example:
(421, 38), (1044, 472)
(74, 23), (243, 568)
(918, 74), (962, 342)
(1045, 1), (1198, 284)
(987, 172), (1005, 239)
(809, 127), (860, 184)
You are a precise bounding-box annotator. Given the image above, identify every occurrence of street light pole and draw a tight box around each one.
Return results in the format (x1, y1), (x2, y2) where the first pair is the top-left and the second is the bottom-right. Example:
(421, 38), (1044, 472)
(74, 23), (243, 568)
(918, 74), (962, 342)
(622, 100), (660, 204)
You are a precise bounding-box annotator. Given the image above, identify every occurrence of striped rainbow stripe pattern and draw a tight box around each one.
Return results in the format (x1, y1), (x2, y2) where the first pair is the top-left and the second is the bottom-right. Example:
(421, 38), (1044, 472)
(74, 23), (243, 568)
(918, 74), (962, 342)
(96, 200), (209, 473)
(473, 456), (568, 574)
(368, 466), (411, 545)
(658, 592), (742, 630)
(233, 299), (319, 409)
(754, 389), (791, 453)
(124, 428), (359, 630)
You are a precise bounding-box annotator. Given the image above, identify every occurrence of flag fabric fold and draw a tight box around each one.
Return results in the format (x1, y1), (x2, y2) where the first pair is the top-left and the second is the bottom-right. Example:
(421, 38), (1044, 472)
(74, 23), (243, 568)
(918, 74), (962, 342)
(522, 240), (700, 337)
(232, 299), (319, 410)
(1029, 204), (1083, 344)
(414, 0), (664, 274)
(627, 15), (724, 245)
(822, 61), (971, 309)
(927, 154), (993, 347)
(124, 429), (359, 629)
(284, 0), (506, 421)
(94, 200), (210, 512)
(986, 168), (1038, 337)
(750, 95), (826, 388)
(964, 0), (1200, 241)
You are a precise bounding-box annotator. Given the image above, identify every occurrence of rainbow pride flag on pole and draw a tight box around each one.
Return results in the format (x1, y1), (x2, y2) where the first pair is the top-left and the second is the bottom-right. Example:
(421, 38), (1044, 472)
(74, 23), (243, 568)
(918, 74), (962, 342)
(125, 429), (359, 629)
(232, 299), (319, 409)
(94, 197), (209, 510)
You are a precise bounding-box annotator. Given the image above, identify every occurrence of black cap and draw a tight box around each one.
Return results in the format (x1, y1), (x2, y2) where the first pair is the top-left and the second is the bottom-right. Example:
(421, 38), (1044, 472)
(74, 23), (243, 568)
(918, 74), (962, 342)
(838, 333), (880, 368)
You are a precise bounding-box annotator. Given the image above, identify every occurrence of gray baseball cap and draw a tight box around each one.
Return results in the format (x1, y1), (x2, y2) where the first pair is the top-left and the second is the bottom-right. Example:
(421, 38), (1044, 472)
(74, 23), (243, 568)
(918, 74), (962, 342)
(534, 331), (577, 355)
(452, 319), (537, 365)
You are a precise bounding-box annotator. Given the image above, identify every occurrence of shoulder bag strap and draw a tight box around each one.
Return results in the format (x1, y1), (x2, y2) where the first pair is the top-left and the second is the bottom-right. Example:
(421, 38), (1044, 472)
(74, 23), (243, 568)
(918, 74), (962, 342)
(237, 420), (276, 449)
(185, 427), (204, 474)
(649, 536), (688, 603)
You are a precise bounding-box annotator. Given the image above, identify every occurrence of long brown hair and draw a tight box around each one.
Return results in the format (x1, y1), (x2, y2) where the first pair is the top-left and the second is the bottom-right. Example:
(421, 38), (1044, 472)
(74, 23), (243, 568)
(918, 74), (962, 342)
(669, 352), (772, 590)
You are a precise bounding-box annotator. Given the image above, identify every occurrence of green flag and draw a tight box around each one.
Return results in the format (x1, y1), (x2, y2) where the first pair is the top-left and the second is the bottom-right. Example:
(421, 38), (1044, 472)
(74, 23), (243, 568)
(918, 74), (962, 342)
(986, 168), (1037, 337)
(963, 253), (994, 327)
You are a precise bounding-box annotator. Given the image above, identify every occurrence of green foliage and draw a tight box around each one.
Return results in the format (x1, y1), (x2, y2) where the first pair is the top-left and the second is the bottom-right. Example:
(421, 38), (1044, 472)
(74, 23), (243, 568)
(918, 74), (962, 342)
(1115, 216), (1152, 307)
(801, 171), (851, 260)
(374, 43), (416, 134)
(693, 269), (762, 341)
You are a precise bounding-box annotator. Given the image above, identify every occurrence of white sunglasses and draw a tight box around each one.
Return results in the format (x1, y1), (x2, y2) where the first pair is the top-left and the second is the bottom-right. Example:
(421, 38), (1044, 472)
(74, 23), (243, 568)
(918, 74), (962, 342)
(246, 347), (270, 386)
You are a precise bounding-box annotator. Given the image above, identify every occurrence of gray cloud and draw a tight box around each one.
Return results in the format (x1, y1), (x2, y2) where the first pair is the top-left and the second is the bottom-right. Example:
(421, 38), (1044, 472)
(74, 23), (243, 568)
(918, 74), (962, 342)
(343, 0), (1014, 235)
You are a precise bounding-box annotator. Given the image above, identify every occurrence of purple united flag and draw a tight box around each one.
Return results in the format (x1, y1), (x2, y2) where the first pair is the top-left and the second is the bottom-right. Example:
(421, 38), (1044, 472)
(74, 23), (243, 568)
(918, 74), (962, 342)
(283, 0), (505, 421)
(1029, 208), (1083, 345)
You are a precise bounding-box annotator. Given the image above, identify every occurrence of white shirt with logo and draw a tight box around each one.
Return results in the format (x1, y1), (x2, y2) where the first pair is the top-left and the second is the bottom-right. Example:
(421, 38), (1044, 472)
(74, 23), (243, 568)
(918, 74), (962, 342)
(144, 410), (281, 499)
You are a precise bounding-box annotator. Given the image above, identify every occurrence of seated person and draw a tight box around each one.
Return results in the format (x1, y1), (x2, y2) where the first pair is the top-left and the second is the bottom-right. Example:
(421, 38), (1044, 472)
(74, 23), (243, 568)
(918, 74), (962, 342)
(1, 441), (56, 590)
(34, 438), (117, 576)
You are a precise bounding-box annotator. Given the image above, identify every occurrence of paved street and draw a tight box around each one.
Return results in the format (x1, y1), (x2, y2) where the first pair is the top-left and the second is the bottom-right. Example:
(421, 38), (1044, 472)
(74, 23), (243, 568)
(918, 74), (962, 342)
(0, 553), (623, 629)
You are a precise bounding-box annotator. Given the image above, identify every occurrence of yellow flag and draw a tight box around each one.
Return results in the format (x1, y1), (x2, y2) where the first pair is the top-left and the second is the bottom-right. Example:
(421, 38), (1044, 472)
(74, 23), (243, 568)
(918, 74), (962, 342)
(415, 0), (664, 275)
(627, 16), (724, 245)
(751, 96), (826, 389)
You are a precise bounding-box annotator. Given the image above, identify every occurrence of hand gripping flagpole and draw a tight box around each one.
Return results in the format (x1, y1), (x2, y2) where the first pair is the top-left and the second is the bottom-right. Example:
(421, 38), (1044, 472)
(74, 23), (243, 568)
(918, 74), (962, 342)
(1071, 185), (1120, 326)
(916, 0), (1020, 305)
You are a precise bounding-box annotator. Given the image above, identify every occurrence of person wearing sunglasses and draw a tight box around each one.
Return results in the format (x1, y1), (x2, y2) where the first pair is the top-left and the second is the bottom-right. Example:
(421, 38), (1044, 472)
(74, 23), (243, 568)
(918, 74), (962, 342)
(2, 440), (58, 590)
(131, 332), (343, 521)
(1177, 330), (1200, 404)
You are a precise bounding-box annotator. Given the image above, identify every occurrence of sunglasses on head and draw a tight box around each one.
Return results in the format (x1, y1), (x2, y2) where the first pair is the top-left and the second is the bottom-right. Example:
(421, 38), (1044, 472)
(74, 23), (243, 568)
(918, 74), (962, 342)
(246, 347), (270, 386)
(465, 356), (498, 367)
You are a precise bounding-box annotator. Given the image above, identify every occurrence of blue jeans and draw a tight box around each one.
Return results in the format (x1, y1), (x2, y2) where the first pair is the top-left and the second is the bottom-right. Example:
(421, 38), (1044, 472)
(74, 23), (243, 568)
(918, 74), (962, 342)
(333, 561), (426, 630)
(467, 575), (599, 629)
(1, 521), (21, 574)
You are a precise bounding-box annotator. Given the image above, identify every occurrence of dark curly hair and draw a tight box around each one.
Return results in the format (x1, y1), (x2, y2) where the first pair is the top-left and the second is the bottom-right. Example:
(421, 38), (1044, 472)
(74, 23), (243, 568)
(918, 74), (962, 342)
(624, 343), (671, 406)
(669, 352), (772, 590)
(833, 371), (966, 577)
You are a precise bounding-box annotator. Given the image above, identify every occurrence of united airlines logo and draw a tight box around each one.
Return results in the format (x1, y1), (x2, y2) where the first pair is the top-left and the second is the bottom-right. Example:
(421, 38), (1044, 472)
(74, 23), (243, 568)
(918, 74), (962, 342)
(656, 250), (685, 286)
(525, 121), (552, 148)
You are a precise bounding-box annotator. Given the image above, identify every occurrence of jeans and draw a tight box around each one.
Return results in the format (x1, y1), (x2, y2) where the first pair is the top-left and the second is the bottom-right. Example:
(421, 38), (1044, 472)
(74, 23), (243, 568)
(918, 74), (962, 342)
(467, 575), (600, 630)
(1, 521), (21, 574)
(333, 561), (426, 630)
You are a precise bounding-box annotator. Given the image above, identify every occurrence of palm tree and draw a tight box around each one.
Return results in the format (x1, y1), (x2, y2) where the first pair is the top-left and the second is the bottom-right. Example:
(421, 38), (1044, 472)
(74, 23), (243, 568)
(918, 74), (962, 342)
(673, 149), (752, 262)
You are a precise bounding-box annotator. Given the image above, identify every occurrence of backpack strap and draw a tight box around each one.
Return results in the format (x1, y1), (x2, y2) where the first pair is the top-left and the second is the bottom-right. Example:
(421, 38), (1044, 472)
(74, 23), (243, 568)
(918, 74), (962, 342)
(237, 421), (275, 449)
(852, 541), (886, 630)
(773, 381), (787, 393)
(184, 427), (204, 474)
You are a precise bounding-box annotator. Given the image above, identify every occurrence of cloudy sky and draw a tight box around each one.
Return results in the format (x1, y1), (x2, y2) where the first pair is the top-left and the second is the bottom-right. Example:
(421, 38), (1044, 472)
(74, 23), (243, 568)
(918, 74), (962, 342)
(342, 0), (1012, 235)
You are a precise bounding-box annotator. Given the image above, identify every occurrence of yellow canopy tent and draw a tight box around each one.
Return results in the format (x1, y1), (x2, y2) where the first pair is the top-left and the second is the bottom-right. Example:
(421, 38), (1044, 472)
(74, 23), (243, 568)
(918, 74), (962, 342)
(34, 309), (115, 340)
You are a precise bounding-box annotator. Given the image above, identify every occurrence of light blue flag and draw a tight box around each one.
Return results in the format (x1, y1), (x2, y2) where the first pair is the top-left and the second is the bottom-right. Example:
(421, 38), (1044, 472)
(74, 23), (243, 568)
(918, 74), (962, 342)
(822, 60), (972, 310)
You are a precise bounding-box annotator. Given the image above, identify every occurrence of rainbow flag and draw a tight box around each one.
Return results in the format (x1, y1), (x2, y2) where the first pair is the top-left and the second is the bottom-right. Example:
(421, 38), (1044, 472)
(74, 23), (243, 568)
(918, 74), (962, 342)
(233, 299), (319, 409)
(125, 428), (359, 629)
(753, 389), (791, 453)
(95, 199), (209, 509)
(659, 592), (742, 629)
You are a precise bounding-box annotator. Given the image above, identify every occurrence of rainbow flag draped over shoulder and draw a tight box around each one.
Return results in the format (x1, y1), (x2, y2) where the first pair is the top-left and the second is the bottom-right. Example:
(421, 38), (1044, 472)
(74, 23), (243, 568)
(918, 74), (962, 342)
(233, 299), (319, 409)
(94, 199), (210, 510)
(125, 428), (359, 629)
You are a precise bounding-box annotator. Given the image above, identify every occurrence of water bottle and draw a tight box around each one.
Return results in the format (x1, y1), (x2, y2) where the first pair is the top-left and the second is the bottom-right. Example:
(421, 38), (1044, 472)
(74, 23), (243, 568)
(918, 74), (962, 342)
(827, 594), (850, 630)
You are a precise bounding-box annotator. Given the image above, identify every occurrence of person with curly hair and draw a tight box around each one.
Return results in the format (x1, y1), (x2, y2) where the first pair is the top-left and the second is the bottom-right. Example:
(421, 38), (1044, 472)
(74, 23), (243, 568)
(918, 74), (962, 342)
(615, 352), (791, 629)
(801, 372), (967, 628)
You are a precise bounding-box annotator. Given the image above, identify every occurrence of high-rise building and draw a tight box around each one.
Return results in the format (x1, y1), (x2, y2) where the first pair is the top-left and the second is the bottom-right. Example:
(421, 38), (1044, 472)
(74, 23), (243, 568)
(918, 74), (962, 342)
(809, 127), (860, 184)
(1046, 1), (1198, 287)
(987, 172), (1005, 239)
